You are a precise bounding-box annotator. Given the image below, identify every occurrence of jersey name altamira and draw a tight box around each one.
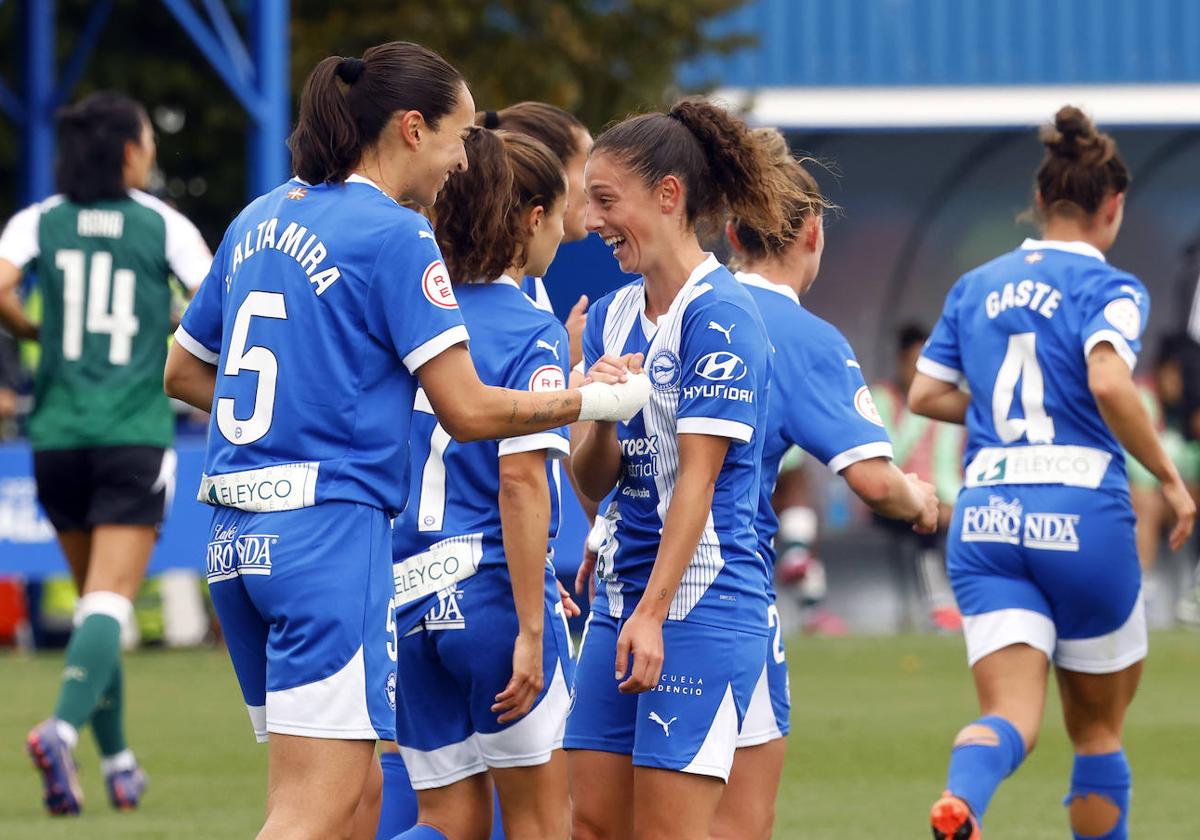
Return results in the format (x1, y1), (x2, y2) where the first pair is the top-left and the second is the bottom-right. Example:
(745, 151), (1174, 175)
(737, 273), (894, 572)
(918, 239), (1149, 495)
(177, 175), (468, 515)
(584, 256), (772, 635)
(392, 278), (570, 621)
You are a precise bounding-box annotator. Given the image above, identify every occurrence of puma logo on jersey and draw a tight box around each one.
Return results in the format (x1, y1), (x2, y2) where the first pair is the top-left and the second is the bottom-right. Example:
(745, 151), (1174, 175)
(707, 321), (735, 343)
(649, 711), (677, 737)
(537, 339), (560, 360)
(418, 230), (436, 240)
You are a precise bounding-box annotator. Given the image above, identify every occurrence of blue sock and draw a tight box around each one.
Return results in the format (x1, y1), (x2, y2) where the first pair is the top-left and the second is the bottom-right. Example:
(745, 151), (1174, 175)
(945, 715), (1026, 821)
(1064, 751), (1131, 840)
(376, 753), (419, 839)
(389, 825), (448, 840)
(490, 788), (506, 839)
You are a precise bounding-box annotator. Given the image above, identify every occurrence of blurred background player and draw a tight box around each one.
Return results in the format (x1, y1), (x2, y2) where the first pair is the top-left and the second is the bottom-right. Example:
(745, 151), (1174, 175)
(1124, 334), (1200, 619)
(566, 98), (794, 840)
(0, 91), (211, 816)
(163, 43), (649, 840)
(870, 323), (964, 631)
(710, 127), (940, 840)
(910, 106), (1195, 840)
(386, 128), (575, 840)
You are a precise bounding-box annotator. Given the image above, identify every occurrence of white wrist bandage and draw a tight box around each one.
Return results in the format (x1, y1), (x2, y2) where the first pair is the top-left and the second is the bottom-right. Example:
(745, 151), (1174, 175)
(577, 372), (652, 422)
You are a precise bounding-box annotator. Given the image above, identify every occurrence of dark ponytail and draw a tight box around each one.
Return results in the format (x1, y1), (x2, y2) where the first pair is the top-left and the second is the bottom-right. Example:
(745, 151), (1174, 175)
(55, 92), (148, 204)
(289, 41), (465, 185)
(475, 101), (587, 166)
(593, 97), (807, 240)
(1033, 105), (1130, 221)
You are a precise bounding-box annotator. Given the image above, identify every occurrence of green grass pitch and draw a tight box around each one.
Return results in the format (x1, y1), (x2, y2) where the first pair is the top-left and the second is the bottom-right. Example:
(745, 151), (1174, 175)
(2, 633), (1198, 838)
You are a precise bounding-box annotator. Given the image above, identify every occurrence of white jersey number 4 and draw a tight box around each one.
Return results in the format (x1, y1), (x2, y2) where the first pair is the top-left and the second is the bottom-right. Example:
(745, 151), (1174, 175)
(992, 332), (1056, 444)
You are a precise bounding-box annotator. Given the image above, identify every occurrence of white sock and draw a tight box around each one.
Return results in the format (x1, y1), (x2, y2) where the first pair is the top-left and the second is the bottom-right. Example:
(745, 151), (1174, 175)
(100, 749), (137, 775)
(53, 719), (78, 750)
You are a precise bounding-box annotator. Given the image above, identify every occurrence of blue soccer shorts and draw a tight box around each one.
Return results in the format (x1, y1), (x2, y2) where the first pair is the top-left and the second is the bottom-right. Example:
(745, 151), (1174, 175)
(737, 600), (790, 748)
(393, 568), (575, 790)
(950, 485), (1146, 674)
(564, 610), (767, 781)
(207, 501), (397, 743)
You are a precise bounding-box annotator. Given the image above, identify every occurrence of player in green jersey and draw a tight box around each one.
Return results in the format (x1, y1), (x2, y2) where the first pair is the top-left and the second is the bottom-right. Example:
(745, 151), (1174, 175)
(0, 92), (211, 816)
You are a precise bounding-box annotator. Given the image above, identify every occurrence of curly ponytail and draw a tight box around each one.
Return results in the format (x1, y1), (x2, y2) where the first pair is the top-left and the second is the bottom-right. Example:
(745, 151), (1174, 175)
(592, 98), (809, 243)
(1034, 105), (1130, 220)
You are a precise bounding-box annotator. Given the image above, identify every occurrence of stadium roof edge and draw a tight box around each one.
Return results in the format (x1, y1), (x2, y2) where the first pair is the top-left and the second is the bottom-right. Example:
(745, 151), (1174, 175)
(709, 84), (1200, 130)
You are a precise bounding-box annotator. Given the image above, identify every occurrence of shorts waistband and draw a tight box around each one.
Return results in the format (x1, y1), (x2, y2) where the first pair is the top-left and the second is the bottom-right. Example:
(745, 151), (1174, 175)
(393, 534), (483, 606)
(964, 445), (1112, 490)
(199, 462), (320, 512)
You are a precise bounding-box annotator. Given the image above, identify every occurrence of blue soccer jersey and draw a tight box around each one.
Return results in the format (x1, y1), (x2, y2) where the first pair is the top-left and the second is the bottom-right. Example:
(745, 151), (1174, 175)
(391, 277), (570, 624)
(583, 256), (772, 635)
(737, 272), (894, 572)
(177, 175), (468, 516)
(918, 239), (1149, 496)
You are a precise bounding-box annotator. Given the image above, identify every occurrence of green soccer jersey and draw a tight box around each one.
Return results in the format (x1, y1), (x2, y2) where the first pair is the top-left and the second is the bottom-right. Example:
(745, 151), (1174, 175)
(0, 191), (211, 450)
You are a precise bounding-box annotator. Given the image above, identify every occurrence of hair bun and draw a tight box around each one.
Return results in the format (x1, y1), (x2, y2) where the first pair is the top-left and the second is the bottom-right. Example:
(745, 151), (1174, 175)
(336, 57), (365, 85)
(1040, 105), (1101, 160)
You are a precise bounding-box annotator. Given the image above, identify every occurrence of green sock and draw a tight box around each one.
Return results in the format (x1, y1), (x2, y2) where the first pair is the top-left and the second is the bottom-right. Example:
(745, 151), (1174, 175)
(53, 613), (122, 731)
(90, 659), (127, 757)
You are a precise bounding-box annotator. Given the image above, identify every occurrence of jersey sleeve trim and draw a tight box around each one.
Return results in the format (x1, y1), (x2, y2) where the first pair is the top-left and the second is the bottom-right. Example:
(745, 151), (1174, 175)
(1083, 329), (1137, 370)
(677, 417), (753, 443)
(403, 324), (470, 374)
(497, 432), (570, 459)
(916, 355), (962, 384)
(0, 203), (46, 269)
(828, 441), (895, 474)
(130, 190), (213, 289)
(174, 325), (220, 364)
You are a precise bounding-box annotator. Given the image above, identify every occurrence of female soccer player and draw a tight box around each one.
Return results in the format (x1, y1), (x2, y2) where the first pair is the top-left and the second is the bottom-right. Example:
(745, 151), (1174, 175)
(478, 102), (592, 366)
(709, 129), (940, 840)
(0, 91), (212, 816)
(909, 106), (1195, 840)
(162, 42), (649, 840)
(564, 98), (804, 840)
(389, 128), (575, 840)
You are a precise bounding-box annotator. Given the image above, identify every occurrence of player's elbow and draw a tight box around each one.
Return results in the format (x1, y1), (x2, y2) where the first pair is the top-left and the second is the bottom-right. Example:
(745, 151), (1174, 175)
(1087, 367), (1123, 407)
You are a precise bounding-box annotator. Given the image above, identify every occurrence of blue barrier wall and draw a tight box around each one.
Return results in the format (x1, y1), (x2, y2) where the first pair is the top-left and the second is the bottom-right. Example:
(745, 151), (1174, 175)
(0, 440), (594, 580)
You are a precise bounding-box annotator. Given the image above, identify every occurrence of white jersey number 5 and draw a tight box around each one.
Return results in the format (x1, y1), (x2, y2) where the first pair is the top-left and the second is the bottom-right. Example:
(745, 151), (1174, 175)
(992, 332), (1056, 444)
(217, 291), (288, 446)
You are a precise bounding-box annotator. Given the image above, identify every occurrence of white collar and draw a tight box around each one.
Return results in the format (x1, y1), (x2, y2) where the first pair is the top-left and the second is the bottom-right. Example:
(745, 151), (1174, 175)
(1020, 238), (1106, 263)
(345, 173), (395, 202)
(735, 271), (800, 305)
(492, 275), (521, 289)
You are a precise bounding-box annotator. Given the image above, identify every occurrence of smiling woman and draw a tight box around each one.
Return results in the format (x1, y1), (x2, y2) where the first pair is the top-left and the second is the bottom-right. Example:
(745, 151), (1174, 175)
(161, 40), (650, 840)
(565, 99), (809, 840)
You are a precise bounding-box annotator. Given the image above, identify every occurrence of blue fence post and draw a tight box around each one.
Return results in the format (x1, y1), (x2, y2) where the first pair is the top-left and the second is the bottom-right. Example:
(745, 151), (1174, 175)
(21, 0), (56, 204)
(248, 0), (290, 198)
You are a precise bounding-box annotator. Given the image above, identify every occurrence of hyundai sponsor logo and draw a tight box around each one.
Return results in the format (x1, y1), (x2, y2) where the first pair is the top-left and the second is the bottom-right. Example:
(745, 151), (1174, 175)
(694, 351), (747, 382)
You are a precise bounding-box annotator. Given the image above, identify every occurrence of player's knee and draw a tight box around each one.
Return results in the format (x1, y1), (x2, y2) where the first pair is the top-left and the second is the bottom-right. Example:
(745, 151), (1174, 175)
(571, 811), (620, 840)
(1068, 792), (1122, 837)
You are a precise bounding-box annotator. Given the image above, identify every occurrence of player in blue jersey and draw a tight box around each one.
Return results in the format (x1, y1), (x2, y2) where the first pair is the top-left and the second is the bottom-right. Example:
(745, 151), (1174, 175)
(708, 128), (940, 840)
(909, 107), (1194, 840)
(385, 129), (576, 840)
(162, 43), (650, 840)
(564, 99), (812, 840)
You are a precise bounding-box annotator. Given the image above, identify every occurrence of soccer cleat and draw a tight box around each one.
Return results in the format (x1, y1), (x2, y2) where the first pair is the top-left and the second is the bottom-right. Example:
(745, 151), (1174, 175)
(105, 764), (148, 811)
(26, 719), (83, 816)
(930, 791), (980, 840)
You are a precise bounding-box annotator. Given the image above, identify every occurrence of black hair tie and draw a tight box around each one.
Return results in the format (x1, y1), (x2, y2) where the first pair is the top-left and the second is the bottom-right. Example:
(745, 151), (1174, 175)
(483, 110), (500, 129)
(337, 57), (365, 85)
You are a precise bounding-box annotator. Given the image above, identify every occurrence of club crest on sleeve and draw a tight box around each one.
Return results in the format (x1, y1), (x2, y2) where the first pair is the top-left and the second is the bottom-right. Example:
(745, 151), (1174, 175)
(1103, 297), (1141, 341)
(853, 386), (885, 426)
(529, 364), (566, 392)
(421, 260), (458, 309)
